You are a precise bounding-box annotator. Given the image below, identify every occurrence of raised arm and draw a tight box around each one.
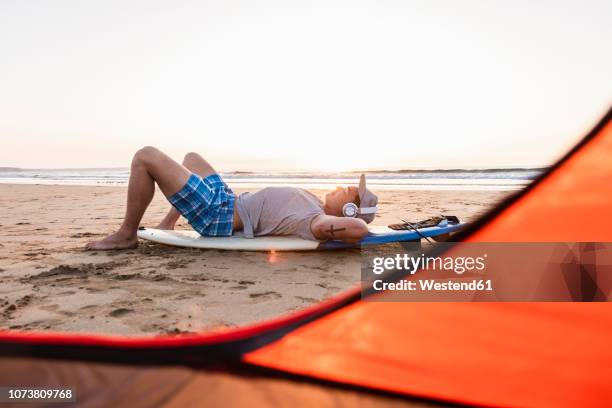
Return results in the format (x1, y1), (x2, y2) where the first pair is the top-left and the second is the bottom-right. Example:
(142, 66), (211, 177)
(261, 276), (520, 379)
(310, 215), (370, 244)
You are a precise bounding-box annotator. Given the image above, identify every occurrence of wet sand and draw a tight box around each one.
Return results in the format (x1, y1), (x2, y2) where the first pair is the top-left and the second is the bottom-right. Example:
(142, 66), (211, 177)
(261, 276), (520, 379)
(0, 183), (507, 336)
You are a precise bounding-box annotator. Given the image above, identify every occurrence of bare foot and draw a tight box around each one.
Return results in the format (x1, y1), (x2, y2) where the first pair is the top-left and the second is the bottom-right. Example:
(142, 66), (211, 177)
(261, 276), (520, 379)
(153, 221), (175, 230)
(85, 232), (138, 251)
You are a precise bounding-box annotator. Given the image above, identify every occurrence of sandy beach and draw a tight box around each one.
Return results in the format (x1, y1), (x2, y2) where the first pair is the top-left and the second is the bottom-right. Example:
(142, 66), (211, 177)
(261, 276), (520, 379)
(0, 183), (507, 336)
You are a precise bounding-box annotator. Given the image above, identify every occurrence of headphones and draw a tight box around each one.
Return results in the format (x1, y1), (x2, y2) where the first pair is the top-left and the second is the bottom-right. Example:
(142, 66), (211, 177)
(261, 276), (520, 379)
(342, 202), (378, 218)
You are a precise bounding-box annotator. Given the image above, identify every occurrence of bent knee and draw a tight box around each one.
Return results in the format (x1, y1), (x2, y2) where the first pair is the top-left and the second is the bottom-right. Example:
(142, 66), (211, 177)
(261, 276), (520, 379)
(136, 145), (160, 156)
(134, 146), (161, 164)
(183, 151), (203, 164)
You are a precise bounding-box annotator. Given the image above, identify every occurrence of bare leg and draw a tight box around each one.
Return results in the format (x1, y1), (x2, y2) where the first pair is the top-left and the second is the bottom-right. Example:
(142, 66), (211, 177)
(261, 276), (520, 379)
(155, 152), (216, 230)
(85, 146), (192, 250)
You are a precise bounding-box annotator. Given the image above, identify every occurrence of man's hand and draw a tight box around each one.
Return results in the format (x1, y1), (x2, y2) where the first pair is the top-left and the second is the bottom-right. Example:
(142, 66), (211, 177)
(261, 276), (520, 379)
(310, 215), (369, 244)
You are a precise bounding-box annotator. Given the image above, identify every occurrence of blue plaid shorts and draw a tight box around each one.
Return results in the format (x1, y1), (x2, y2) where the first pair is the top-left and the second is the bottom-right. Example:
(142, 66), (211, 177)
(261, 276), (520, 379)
(168, 173), (235, 236)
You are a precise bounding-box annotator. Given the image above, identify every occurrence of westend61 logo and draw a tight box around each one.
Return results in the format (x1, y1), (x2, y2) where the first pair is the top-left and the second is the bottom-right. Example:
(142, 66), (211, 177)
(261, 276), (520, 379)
(372, 253), (487, 275)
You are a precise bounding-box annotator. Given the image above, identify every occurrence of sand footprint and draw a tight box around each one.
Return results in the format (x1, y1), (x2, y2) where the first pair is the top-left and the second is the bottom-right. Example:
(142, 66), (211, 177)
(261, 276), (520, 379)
(249, 291), (282, 300)
(108, 308), (134, 317)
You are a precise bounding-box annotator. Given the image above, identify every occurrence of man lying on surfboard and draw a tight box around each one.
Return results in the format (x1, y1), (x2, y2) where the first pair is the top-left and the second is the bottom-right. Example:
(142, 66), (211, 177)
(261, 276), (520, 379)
(86, 146), (379, 250)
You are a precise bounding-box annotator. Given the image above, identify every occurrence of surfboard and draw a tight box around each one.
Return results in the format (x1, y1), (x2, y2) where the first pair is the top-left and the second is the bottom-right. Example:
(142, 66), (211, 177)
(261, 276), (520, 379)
(137, 223), (466, 251)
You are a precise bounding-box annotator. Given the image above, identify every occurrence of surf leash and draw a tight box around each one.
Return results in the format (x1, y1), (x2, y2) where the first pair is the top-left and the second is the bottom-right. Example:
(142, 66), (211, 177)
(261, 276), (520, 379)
(400, 218), (434, 244)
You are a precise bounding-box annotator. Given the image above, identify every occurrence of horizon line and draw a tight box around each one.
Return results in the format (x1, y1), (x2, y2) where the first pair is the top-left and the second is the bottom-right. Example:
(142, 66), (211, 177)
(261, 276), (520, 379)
(0, 166), (549, 173)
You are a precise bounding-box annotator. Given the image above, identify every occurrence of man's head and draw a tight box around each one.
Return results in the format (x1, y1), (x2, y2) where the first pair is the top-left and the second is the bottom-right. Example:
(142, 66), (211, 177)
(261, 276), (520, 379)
(323, 174), (378, 223)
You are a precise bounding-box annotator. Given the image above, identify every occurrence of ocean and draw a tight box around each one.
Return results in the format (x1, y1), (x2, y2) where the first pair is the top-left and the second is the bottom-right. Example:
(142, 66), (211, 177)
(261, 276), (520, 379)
(0, 167), (544, 191)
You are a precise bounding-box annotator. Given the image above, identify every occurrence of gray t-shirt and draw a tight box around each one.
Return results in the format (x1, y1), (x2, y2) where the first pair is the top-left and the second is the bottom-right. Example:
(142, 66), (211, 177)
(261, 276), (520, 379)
(235, 187), (324, 240)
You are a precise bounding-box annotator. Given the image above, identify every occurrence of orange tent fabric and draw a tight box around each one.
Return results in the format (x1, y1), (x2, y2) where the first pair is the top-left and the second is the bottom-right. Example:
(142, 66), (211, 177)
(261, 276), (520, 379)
(470, 118), (612, 242)
(243, 110), (612, 407)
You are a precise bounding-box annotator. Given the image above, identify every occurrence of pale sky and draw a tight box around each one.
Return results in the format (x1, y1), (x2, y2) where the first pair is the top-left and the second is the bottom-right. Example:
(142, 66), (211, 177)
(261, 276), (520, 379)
(1, 0), (611, 171)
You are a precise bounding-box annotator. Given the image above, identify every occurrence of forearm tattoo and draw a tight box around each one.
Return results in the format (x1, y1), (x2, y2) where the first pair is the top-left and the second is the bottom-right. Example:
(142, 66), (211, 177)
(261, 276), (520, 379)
(325, 225), (346, 239)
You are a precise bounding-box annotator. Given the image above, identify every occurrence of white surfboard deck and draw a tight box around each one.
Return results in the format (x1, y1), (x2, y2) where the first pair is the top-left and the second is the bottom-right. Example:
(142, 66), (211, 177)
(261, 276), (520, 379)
(138, 228), (319, 251)
(137, 223), (465, 252)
